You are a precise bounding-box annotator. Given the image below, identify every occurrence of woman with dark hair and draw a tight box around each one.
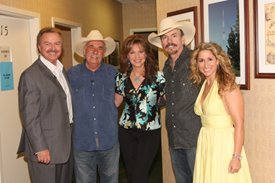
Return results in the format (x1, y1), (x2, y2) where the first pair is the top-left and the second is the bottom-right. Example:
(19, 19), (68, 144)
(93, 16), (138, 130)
(190, 42), (252, 183)
(115, 34), (165, 183)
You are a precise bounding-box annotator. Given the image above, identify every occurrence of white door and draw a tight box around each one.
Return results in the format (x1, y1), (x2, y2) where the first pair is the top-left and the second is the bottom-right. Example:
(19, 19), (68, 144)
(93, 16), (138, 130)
(0, 15), (33, 183)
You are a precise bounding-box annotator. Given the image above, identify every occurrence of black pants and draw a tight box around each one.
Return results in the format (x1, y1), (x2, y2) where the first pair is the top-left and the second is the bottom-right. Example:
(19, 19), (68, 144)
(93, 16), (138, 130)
(119, 126), (161, 183)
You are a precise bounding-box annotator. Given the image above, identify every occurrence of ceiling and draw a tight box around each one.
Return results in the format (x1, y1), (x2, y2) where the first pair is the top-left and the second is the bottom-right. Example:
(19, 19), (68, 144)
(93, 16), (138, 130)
(116, 0), (155, 4)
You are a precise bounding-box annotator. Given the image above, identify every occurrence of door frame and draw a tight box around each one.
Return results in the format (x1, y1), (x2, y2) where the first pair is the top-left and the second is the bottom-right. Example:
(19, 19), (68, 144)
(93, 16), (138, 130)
(0, 4), (40, 63)
(51, 17), (82, 66)
(0, 4), (40, 182)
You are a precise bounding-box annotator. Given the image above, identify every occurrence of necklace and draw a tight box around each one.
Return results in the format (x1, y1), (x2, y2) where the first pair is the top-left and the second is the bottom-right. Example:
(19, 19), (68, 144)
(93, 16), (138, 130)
(134, 75), (141, 83)
(132, 72), (143, 83)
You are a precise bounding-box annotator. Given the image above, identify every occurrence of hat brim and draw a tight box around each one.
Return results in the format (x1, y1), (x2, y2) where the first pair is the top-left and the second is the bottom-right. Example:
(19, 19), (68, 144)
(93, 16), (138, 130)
(75, 37), (116, 58)
(148, 21), (195, 49)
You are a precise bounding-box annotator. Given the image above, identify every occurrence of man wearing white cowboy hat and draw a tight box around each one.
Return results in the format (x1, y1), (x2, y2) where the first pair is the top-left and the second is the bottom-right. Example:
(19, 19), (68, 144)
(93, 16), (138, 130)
(67, 30), (119, 183)
(148, 17), (201, 183)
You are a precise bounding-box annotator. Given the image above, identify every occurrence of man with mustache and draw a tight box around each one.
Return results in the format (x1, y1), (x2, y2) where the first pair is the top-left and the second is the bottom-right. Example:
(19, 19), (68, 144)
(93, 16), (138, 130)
(67, 30), (119, 183)
(148, 17), (201, 183)
(17, 27), (73, 183)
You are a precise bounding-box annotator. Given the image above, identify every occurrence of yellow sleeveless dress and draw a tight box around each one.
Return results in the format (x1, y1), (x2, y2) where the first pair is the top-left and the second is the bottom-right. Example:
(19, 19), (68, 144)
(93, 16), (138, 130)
(193, 80), (252, 183)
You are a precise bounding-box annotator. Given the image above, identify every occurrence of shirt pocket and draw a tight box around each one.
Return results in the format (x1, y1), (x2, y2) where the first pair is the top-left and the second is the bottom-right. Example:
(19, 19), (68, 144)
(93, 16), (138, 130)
(72, 86), (84, 101)
(179, 78), (197, 97)
(102, 82), (115, 102)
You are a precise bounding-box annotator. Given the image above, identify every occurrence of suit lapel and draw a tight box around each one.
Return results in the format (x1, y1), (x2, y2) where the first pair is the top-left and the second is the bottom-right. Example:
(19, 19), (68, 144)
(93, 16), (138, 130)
(35, 59), (65, 92)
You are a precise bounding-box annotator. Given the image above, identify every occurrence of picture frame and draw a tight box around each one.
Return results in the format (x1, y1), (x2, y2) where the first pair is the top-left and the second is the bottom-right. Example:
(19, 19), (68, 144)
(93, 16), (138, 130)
(109, 40), (120, 68)
(167, 6), (198, 49)
(254, 0), (275, 78)
(200, 0), (250, 89)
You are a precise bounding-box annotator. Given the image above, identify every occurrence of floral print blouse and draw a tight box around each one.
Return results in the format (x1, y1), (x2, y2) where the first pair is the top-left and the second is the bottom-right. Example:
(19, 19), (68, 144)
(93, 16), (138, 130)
(115, 71), (165, 131)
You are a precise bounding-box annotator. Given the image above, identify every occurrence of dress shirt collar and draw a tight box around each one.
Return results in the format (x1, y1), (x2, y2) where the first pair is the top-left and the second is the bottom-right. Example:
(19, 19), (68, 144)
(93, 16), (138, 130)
(40, 55), (63, 73)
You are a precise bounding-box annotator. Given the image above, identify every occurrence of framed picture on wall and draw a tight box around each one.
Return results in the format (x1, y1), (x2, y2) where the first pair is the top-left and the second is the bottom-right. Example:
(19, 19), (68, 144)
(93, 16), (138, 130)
(254, 0), (275, 78)
(200, 0), (250, 90)
(167, 6), (198, 49)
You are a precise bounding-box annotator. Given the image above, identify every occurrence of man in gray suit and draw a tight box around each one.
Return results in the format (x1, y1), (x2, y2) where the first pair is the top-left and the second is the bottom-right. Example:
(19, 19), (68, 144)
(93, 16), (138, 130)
(17, 27), (73, 183)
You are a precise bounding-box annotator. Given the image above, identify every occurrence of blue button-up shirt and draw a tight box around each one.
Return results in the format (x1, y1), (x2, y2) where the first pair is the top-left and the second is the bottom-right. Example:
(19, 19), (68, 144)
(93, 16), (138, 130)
(68, 63), (118, 151)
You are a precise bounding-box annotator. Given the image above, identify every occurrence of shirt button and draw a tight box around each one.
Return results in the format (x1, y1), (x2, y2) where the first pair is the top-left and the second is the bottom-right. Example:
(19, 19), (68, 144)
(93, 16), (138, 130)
(171, 80), (174, 83)
(92, 94), (95, 96)
(171, 114), (174, 117)
(172, 91), (175, 94)
(92, 106), (96, 109)
(171, 103), (174, 106)
(173, 125), (176, 128)
(94, 118), (96, 120)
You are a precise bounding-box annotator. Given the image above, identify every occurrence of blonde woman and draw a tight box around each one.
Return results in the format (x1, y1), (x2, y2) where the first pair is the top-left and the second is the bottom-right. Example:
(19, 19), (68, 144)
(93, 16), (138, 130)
(190, 42), (252, 183)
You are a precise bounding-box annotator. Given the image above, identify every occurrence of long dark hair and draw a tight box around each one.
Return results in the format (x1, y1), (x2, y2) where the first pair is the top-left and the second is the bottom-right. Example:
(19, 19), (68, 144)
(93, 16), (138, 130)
(120, 34), (158, 80)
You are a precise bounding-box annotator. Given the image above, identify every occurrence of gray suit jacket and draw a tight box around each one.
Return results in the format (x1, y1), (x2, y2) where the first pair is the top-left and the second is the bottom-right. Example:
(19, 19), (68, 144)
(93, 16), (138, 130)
(17, 59), (72, 164)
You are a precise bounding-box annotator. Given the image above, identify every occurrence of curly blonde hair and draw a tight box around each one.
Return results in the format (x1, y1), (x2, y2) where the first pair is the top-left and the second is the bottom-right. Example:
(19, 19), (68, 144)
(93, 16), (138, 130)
(190, 42), (238, 95)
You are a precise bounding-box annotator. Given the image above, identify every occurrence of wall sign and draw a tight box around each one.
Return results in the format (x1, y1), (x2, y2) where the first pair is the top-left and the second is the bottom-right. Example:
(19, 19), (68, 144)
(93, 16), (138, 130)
(0, 46), (13, 91)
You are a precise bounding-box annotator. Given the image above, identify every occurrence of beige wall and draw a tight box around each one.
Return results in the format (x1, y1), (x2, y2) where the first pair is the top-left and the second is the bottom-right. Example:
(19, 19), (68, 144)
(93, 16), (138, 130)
(122, 1), (157, 39)
(0, 0), (123, 41)
(156, 0), (275, 183)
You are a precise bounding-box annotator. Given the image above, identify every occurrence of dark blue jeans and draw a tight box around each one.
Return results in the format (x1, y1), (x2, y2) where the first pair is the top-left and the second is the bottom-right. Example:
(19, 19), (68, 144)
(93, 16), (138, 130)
(74, 142), (120, 183)
(170, 147), (196, 183)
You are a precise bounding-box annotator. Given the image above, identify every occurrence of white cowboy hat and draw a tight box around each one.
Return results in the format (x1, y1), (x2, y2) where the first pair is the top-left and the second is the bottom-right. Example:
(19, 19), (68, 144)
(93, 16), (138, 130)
(75, 30), (116, 57)
(148, 17), (195, 49)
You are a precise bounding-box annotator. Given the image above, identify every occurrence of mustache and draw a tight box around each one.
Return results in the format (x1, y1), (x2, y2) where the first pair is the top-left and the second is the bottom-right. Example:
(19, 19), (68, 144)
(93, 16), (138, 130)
(47, 49), (58, 53)
(87, 53), (100, 59)
(165, 43), (177, 49)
